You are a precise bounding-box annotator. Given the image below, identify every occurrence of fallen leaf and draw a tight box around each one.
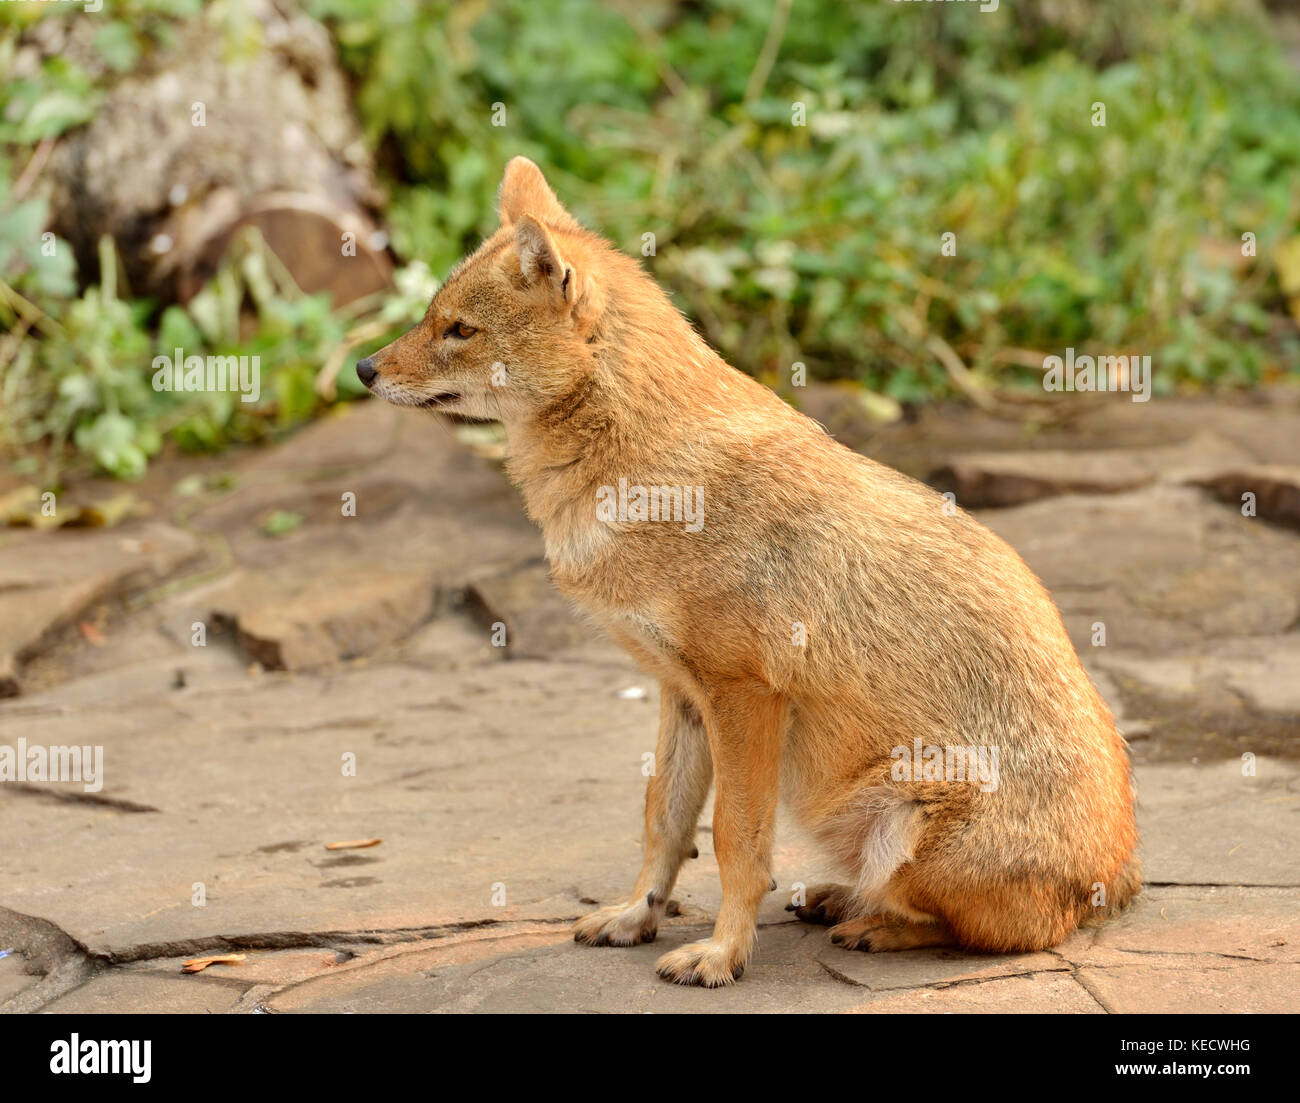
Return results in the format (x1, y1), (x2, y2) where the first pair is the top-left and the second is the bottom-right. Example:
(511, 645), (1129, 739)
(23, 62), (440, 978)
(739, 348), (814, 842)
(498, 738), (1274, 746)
(0, 485), (40, 524)
(854, 387), (904, 426)
(260, 509), (305, 537)
(72, 492), (144, 527)
(79, 622), (107, 646)
(1277, 235), (1300, 324)
(181, 953), (246, 974)
(325, 838), (382, 851)
(0, 485), (58, 528)
(1276, 235), (1300, 295)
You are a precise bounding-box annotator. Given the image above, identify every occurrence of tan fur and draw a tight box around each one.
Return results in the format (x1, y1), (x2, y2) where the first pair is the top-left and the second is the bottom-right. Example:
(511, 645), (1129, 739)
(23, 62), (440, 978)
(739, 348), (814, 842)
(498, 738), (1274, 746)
(360, 158), (1141, 987)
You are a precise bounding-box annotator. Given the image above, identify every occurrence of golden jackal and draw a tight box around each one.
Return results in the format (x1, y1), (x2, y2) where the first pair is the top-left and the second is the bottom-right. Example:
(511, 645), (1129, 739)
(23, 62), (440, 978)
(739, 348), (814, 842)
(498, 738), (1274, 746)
(357, 158), (1140, 987)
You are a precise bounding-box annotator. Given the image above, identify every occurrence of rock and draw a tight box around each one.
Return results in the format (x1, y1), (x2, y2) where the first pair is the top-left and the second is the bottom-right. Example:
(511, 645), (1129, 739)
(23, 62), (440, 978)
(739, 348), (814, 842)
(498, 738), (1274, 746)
(38, 970), (247, 1014)
(0, 952), (37, 1006)
(402, 613), (504, 669)
(0, 657), (658, 958)
(1075, 962), (1300, 1014)
(933, 431), (1248, 508)
(817, 946), (1065, 992)
(849, 971), (1104, 1014)
(239, 401), (402, 475)
(226, 567), (437, 670)
(176, 401), (560, 670)
(978, 485), (1300, 655)
(863, 393), (1300, 483)
(464, 562), (596, 658)
(1190, 465), (1300, 530)
(265, 921), (874, 1014)
(1134, 758), (1300, 886)
(1087, 632), (1300, 764)
(0, 523), (201, 696)
(1096, 635), (1300, 717)
(1062, 885), (1300, 965)
(186, 402), (542, 585)
(790, 383), (899, 449)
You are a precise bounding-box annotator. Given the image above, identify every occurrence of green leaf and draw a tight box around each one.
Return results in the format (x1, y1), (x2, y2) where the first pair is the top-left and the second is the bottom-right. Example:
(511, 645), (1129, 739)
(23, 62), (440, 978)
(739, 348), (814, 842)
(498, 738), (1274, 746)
(18, 91), (96, 142)
(94, 22), (141, 74)
(260, 509), (305, 537)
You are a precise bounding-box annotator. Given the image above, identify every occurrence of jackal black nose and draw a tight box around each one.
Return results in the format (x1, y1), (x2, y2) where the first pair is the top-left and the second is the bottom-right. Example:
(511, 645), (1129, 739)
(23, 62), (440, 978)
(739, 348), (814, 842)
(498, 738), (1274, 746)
(356, 357), (377, 386)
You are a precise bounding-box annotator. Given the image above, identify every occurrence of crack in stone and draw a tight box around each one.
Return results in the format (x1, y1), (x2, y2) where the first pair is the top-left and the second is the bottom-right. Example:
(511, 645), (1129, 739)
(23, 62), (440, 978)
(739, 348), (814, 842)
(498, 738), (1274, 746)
(0, 953), (102, 1014)
(0, 905), (101, 1013)
(1072, 972), (1118, 1013)
(4, 784), (159, 813)
(1144, 881), (1300, 888)
(226, 984), (282, 1015)
(810, 950), (1077, 996)
(227, 919), (586, 1009)
(1047, 948), (1116, 1013)
(816, 958), (869, 989)
(2, 910), (587, 1010)
(97, 916), (578, 965)
(16, 902), (1292, 1011)
(925, 965), (1072, 992)
(0, 705), (76, 718)
(1095, 945), (1279, 964)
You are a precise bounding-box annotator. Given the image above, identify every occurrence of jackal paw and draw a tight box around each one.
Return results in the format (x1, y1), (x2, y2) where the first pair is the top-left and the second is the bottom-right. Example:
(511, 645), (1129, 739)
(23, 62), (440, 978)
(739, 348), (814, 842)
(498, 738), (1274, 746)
(786, 882), (857, 926)
(828, 917), (951, 952)
(572, 899), (660, 947)
(654, 939), (746, 987)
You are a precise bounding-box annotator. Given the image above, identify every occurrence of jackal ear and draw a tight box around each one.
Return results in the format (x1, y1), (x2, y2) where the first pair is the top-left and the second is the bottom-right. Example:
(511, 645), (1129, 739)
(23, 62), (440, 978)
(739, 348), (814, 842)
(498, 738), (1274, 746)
(513, 215), (576, 304)
(498, 157), (579, 231)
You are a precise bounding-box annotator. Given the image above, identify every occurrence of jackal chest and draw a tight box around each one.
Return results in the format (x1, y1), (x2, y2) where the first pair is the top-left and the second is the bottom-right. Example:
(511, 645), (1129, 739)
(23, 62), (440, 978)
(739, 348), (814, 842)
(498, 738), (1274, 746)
(600, 609), (689, 680)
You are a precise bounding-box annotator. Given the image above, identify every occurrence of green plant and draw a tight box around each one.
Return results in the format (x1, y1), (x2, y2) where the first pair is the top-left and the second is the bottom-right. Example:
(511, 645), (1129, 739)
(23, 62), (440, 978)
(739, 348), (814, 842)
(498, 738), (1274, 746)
(3, 0), (1298, 480)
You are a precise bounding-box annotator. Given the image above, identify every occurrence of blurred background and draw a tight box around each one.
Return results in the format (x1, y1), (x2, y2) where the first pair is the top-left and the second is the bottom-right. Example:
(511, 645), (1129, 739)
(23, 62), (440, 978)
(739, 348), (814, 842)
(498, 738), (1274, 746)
(1, 0), (1298, 487)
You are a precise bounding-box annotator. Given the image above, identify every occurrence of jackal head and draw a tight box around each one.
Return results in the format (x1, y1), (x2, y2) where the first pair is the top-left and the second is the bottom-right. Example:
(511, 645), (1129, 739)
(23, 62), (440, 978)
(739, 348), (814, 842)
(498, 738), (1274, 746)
(356, 158), (607, 426)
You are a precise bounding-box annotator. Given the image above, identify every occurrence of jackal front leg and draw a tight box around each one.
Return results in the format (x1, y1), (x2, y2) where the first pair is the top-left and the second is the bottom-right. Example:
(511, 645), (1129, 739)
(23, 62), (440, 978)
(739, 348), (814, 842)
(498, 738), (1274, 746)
(654, 683), (784, 986)
(573, 687), (711, 947)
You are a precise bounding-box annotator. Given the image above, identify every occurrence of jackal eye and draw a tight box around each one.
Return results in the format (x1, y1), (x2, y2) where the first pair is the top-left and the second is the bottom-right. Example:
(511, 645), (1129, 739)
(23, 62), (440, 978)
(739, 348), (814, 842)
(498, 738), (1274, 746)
(444, 321), (477, 340)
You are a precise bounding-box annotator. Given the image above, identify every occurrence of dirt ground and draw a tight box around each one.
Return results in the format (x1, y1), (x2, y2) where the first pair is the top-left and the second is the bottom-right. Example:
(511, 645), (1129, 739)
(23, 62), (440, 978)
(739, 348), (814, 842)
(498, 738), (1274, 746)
(1, 389), (1297, 1012)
